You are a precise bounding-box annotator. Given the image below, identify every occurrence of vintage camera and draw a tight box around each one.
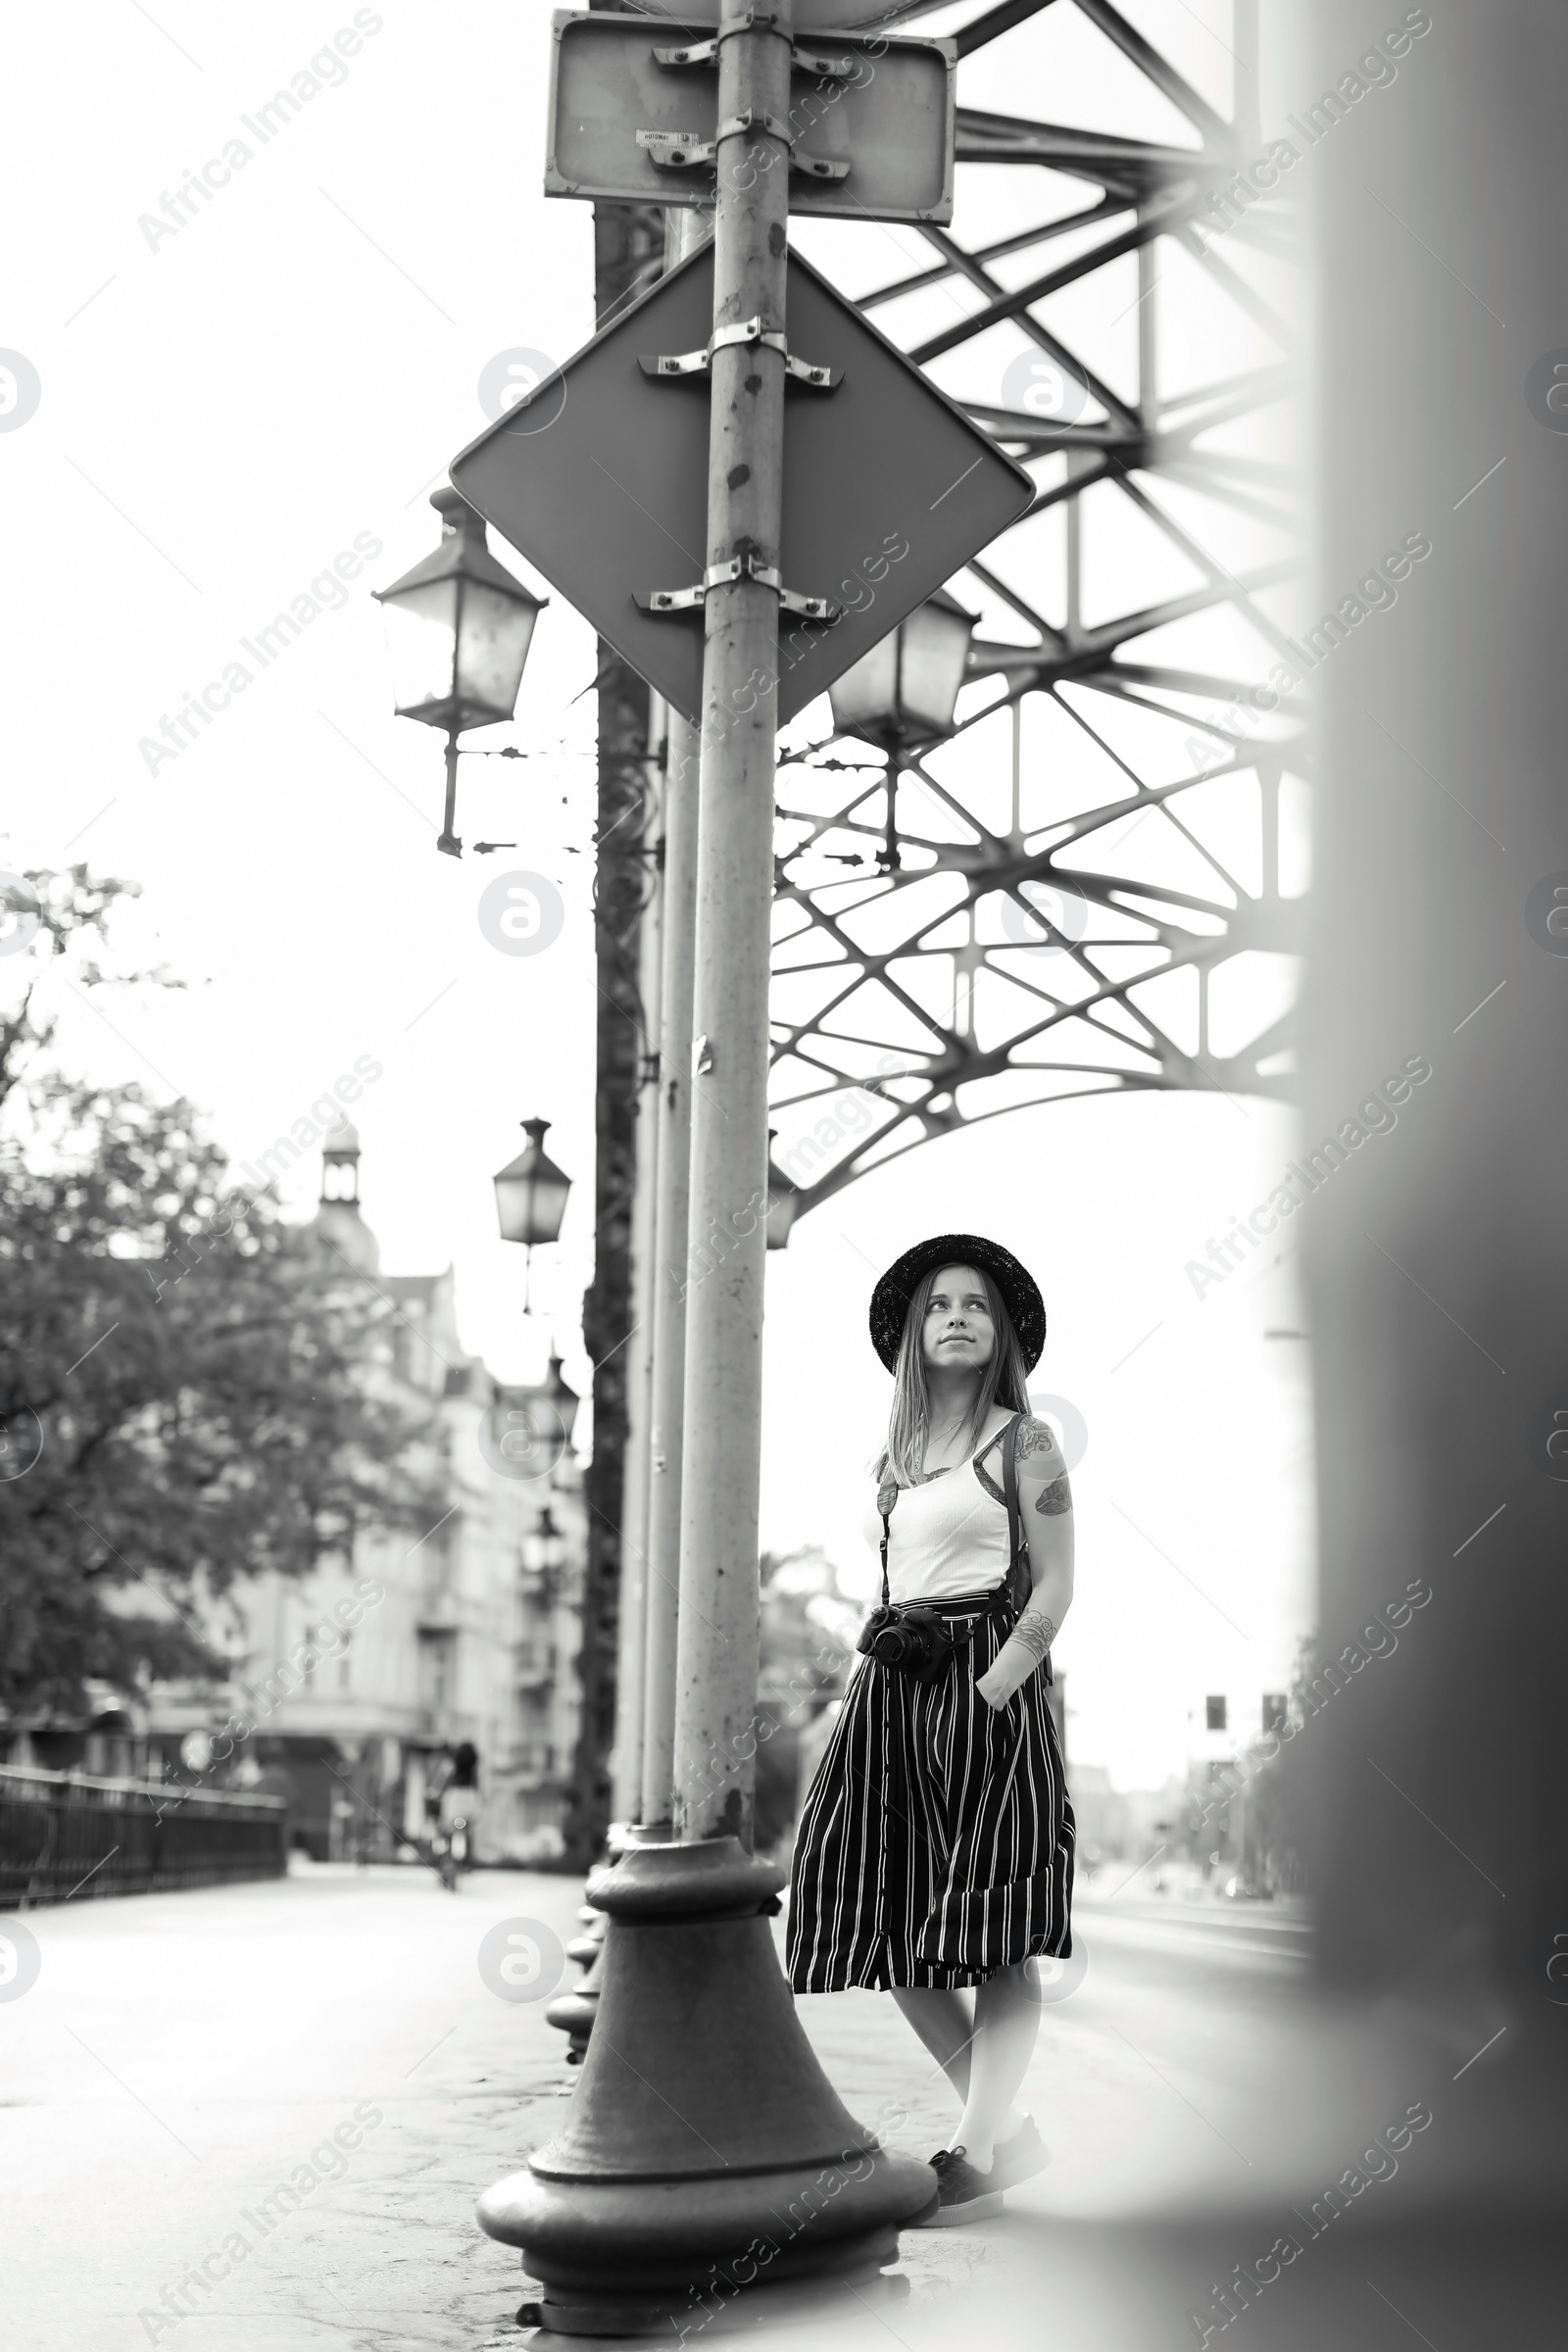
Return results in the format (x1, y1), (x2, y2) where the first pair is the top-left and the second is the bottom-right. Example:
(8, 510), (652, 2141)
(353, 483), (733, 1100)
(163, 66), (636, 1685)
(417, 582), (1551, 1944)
(856, 1602), (956, 1680)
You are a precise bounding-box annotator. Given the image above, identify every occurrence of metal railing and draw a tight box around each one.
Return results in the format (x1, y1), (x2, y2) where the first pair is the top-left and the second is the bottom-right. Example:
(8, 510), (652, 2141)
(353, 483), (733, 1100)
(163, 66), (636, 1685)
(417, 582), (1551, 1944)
(0, 1764), (287, 1908)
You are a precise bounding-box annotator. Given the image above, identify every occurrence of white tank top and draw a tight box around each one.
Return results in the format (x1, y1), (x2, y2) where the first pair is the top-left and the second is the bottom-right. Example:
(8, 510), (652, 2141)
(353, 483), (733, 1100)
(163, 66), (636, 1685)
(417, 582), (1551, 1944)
(863, 1432), (1014, 1605)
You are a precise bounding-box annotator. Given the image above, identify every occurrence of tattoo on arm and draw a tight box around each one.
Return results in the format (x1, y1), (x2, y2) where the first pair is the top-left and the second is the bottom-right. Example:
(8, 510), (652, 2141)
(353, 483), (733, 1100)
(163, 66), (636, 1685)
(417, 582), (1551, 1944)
(1007, 1610), (1056, 1664)
(1014, 1416), (1059, 1462)
(1034, 1473), (1071, 1518)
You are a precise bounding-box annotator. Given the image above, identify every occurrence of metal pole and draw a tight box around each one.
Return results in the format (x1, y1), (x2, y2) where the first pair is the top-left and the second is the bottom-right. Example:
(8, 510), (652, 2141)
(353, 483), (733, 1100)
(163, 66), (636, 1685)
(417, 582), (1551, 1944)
(476, 15), (985, 2316)
(640, 211), (708, 1834)
(569, 183), (662, 1868)
(608, 699), (665, 1828)
(439, 729), (462, 858)
(669, 1), (791, 1845)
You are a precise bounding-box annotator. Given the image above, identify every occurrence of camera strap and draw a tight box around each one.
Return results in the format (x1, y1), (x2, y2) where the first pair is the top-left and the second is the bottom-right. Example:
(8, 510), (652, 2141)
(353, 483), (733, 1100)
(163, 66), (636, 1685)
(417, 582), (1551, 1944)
(873, 1413), (1045, 1673)
(876, 1469), (897, 1610)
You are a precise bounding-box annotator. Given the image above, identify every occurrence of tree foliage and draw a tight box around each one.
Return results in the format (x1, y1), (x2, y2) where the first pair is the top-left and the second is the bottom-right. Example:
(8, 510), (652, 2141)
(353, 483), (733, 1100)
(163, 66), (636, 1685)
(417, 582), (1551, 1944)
(0, 865), (180, 1111)
(0, 873), (440, 1719)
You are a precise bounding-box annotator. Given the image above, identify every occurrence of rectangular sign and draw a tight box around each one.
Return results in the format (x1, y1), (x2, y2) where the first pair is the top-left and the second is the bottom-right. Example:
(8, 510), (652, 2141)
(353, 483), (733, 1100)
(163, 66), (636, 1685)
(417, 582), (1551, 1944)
(547, 11), (955, 224)
(449, 240), (1033, 728)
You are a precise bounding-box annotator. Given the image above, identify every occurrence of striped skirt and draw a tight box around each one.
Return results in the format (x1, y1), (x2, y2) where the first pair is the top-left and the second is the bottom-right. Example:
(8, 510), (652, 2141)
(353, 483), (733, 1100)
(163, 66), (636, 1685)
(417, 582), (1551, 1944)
(787, 1592), (1075, 1990)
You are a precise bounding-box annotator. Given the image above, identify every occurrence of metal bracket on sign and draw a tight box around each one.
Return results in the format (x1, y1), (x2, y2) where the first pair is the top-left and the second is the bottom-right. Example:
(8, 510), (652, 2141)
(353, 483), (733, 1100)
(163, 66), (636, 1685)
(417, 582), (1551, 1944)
(636, 554), (842, 623)
(653, 36), (720, 68)
(721, 107), (794, 146)
(638, 110), (847, 182)
(638, 317), (841, 389)
(638, 344), (710, 380)
(708, 554), (841, 619)
(637, 129), (716, 171)
(790, 150), (850, 183)
(792, 45), (858, 78)
(655, 33), (857, 78)
(726, 109), (851, 180)
(636, 582), (706, 614)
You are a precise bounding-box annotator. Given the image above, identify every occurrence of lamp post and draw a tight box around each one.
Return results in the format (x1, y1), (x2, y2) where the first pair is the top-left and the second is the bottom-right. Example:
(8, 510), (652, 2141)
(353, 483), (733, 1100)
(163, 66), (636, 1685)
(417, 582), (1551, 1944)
(373, 485), (547, 858)
(827, 588), (978, 870)
(492, 1117), (571, 1313)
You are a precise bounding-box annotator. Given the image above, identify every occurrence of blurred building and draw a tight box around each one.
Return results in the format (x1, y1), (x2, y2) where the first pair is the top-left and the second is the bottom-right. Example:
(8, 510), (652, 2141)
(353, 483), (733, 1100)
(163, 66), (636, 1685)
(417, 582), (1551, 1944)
(756, 1545), (858, 1857)
(26, 1125), (589, 1864)
(1064, 1763), (1130, 1876)
(1066, 1766), (1190, 1886)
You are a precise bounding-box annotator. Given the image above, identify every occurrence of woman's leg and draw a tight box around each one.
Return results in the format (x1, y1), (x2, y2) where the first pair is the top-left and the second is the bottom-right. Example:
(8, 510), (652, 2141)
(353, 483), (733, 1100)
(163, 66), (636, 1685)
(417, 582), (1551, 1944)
(951, 1960), (1042, 2168)
(890, 1984), (973, 2104)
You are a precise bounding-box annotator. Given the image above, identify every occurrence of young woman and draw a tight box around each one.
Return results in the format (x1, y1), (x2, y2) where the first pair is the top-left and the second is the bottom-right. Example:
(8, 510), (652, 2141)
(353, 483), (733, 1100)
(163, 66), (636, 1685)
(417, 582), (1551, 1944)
(787, 1234), (1075, 2227)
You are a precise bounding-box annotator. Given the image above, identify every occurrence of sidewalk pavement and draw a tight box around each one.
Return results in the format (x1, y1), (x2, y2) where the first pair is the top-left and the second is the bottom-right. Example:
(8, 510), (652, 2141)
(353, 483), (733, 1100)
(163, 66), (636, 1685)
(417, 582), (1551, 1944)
(4, 1862), (1545, 2351)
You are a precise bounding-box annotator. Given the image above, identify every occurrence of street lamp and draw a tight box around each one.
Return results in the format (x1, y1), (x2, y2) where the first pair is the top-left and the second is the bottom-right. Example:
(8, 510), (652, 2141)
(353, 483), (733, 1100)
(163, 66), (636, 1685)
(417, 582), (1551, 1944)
(493, 1117), (571, 1311)
(373, 485), (547, 859)
(524, 1505), (566, 1579)
(827, 588), (978, 871)
(544, 1352), (579, 1448)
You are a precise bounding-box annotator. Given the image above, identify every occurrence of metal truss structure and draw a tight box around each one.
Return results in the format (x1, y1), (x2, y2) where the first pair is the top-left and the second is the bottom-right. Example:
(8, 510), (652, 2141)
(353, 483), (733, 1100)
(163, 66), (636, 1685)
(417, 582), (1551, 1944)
(766, 0), (1307, 1218)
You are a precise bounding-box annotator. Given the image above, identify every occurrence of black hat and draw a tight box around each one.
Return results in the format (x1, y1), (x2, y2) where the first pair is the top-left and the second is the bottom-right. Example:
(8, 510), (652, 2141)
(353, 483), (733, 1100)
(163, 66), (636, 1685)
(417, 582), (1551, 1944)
(869, 1234), (1046, 1373)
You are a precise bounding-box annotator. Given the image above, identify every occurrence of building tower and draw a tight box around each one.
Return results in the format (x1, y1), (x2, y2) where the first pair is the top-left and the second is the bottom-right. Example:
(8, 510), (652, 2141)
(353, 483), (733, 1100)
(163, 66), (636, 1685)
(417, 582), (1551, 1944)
(316, 1117), (378, 1274)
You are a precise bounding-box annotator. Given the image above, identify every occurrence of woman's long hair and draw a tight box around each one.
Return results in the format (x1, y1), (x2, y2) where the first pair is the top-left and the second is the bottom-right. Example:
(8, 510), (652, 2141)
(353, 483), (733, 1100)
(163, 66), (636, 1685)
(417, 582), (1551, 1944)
(881, 1265), (1031, 1487)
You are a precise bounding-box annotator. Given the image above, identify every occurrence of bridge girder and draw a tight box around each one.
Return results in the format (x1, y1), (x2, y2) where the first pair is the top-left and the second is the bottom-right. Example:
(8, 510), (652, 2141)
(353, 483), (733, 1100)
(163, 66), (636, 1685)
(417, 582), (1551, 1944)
(766, 0), (1305, 1225)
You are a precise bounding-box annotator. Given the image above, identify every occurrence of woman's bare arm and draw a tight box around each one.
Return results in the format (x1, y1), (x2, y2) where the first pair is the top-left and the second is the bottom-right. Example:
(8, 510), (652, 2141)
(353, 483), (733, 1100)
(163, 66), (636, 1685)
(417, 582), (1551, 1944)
(975, 1414), (1074, 1709)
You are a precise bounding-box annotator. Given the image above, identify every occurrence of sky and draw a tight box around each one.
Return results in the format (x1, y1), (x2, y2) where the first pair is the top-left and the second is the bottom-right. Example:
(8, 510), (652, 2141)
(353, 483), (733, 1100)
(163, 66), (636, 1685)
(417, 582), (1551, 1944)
(2, 0), (1319, 1790)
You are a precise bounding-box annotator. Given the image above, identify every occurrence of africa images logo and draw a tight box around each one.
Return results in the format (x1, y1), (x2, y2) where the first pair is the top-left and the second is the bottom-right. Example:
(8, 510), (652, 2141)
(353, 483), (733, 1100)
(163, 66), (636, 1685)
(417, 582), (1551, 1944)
(1185, 1057), (1433, 1300)
(0, 350), (41, 432)
(1524, 871), (1568, 956)
(135, 13), (386, 257)
(1524, 350), (1568, 434)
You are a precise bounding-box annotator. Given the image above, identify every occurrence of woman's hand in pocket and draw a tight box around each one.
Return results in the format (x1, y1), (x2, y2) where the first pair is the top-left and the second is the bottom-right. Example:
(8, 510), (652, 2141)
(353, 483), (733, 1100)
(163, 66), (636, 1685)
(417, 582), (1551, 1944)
(974, 1661), (1017, 1712)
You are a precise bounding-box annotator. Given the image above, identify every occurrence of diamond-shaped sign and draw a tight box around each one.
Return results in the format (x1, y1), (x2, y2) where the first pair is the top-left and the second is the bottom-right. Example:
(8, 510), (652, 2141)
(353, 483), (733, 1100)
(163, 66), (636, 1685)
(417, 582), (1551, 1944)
(548, 13), (956, 224)
(449, 241), (1033, 727)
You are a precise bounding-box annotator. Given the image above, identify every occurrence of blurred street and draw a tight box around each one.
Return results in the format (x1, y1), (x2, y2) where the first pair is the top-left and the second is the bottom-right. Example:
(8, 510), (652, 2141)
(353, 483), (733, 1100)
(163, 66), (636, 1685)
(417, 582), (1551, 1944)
(5, 1862), (1326, 2352)
(9, 1858), (1555, 2351)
